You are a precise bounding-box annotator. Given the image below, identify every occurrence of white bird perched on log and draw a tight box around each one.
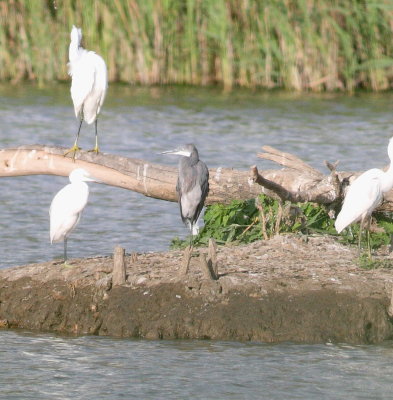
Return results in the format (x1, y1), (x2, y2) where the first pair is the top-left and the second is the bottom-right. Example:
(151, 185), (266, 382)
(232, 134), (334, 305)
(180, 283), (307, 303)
(50, 168), (100, 264)
(335, 137), (393, 256)
(162, 143), (209, 243)
(65, 25), (108, 160)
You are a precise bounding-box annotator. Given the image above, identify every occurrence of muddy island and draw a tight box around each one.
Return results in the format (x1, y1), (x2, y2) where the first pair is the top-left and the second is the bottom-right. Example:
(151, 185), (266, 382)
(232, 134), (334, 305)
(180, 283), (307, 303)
(1, 235), (393, 344)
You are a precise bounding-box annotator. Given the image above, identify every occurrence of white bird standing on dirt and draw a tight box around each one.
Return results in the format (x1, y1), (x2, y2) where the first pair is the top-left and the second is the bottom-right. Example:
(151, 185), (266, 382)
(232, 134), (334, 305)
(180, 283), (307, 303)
(50, 168), (100, 264)
(66, 25), (108, 159)
(335, 137), (393, 256)
(162, 143), (209, 243)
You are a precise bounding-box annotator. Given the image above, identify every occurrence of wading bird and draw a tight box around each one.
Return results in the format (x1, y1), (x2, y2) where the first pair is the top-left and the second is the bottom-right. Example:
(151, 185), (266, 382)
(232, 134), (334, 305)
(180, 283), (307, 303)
(50, 168), (100, 264)
(162, 144), (209, 244)
(65, 25), (108, 160)
(335, 137), (393, 256)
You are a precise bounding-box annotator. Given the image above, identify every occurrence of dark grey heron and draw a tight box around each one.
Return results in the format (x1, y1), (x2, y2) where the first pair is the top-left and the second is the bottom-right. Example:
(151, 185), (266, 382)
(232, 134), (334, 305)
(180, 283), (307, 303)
(162, 143), (209, 243)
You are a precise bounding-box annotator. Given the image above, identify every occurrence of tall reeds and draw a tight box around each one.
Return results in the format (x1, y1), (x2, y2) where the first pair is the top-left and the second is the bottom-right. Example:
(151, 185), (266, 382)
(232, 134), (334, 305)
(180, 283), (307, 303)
(0, 0), (392, 91)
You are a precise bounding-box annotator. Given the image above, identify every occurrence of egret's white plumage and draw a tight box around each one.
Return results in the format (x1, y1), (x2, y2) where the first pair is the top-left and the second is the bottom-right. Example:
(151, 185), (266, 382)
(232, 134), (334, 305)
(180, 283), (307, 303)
(50, 168), (98, 262)
(335, 137), (393, 254)
(66, 25), (108, 157)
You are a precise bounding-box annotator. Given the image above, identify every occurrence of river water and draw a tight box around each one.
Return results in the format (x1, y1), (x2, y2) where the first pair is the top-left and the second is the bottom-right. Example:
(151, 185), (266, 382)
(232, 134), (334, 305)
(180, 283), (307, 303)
(1, 85), (393, 398)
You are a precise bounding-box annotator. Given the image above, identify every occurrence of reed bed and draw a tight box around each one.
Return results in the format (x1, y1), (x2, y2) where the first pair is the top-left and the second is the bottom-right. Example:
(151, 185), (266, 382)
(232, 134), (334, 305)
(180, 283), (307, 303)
(0, 0), (392, 91)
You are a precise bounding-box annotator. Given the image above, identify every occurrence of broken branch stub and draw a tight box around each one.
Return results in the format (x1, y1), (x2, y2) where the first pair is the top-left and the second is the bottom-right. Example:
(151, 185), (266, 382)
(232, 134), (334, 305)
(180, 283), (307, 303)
(253, 145), (360, 207)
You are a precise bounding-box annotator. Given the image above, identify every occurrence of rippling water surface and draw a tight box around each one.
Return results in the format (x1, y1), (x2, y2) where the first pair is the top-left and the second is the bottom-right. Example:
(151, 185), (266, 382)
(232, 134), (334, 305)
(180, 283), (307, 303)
(1, 330), (392, 400)
(1, 85), (393, 398)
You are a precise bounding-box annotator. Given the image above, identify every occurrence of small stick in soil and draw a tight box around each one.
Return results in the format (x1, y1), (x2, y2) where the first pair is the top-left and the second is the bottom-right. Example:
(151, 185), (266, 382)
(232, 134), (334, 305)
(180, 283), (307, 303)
(181, 245), (193, 275)
(388, 287), (393, 318)
(274, 200), (283, 235)
(208, 238), (218, 278)
(256, 197), (268, 240)
(199, 252), (216, 280)
(113, 245), (126, 286)
(131, 252), (138, 263)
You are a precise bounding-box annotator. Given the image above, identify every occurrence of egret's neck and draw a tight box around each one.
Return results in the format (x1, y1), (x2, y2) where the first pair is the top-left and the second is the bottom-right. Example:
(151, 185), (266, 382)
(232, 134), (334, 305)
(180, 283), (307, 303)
(381, 162), (393, 193)
(70, 180), (89, 192)
(69, 39), (80, 62)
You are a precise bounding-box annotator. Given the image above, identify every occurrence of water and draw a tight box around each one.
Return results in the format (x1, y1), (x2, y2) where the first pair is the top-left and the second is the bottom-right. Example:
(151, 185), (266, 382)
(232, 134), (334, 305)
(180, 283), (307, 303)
(0, 330), (392, 399)
(0, 85), (392, 268)
(1, 85), (393, 398)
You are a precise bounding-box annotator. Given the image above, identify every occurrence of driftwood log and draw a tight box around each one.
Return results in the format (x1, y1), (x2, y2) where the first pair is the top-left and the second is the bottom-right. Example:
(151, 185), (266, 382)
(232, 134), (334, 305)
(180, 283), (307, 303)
(0, 144), (392, 211)
(0, 145), (260, 204)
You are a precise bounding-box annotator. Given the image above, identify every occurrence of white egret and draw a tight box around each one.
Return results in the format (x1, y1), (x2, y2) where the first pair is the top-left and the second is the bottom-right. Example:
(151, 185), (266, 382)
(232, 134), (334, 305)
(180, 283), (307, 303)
(335, 137), (393, 256)
(50, 168), (100, 263)
(162, 144), (209, 243)
(65, 25), (108, 159)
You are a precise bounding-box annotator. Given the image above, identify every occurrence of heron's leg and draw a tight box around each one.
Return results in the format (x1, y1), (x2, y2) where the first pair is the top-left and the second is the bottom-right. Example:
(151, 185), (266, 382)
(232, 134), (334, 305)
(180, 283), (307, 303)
(189, 226), (194, 248)
(64, 117), (83, 160)
(88, 119), (99, 153)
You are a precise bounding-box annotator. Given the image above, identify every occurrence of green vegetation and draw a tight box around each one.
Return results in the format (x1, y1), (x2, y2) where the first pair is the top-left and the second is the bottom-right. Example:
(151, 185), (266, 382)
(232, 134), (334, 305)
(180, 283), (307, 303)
(171, 195), (393, 265)
(0, 0), (393, 90)
(358, 254), (393, 270)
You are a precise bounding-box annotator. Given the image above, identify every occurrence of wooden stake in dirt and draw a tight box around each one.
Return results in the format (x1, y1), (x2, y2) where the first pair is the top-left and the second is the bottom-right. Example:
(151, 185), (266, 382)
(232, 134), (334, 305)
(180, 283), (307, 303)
(180, 245), (193, 275)
(199, 253), (217, 280)
(207, 238), (218, 278)
(388, 287), (393, 318)
(113, 246), (126, 286)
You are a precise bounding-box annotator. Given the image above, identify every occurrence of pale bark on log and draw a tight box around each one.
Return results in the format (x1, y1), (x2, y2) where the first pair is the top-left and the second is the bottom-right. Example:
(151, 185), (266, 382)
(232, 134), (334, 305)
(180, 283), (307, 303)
(1, 144), (393, 211)
(0, 145), (261, 205)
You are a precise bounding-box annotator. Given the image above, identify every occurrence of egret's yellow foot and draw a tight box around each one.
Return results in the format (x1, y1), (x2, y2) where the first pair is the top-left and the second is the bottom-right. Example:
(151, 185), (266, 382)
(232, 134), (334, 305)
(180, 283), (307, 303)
(87, 146), (100, 154)
(63, 261), (74, 268)
(64, 145), (82, 161)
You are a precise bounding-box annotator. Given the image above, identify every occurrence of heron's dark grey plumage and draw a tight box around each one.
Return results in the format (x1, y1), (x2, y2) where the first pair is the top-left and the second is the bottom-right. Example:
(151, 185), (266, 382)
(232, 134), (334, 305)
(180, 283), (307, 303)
(162, 143), (209, 237)
(176, 144), (209, 231)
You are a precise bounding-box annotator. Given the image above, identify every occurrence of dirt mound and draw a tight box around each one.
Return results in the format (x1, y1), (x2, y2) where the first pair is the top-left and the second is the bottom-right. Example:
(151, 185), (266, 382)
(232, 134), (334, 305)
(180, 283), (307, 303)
(1, 235), (393, 343)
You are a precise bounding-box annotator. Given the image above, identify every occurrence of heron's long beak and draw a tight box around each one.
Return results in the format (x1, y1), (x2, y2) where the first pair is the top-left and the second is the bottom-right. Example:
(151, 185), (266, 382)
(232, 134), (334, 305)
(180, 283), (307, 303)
(161, 149), (191, 157)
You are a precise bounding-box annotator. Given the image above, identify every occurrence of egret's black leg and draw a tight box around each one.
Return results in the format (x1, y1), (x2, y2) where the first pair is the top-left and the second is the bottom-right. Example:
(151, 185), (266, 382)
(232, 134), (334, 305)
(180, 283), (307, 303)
(94, 119), (99, 153)
(358, 219), (364, 256)
(88, 118), (99, 153)
(64, 238), (68, 263)
(366, 218), (372, 258)
(64, 117), (83, 161)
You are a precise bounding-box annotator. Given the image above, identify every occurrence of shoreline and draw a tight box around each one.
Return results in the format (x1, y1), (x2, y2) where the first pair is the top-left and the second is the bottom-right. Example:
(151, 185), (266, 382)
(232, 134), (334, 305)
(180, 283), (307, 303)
(1, 235), (393, 344)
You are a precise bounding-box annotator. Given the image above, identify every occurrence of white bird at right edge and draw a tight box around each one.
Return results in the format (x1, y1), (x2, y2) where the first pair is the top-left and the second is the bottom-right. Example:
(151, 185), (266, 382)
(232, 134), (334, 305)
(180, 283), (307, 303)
(335, 137), (393, 256)
(65, 25), (108, 160)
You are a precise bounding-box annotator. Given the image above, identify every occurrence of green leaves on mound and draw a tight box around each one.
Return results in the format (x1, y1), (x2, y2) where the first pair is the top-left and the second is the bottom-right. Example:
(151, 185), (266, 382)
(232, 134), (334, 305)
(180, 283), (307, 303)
(171, 195), (393, 252)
